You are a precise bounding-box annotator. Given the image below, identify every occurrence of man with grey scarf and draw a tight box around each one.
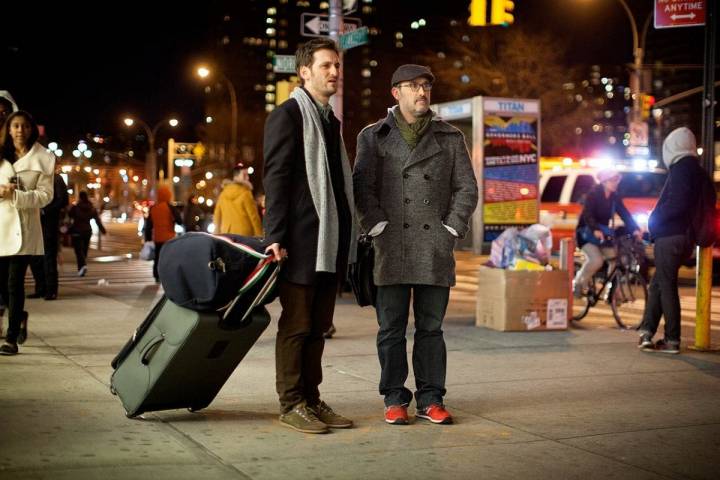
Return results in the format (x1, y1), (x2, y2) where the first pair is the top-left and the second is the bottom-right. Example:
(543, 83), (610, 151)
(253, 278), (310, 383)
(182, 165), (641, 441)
(263, 38), (356, 434)
(354, 65), (478, 425)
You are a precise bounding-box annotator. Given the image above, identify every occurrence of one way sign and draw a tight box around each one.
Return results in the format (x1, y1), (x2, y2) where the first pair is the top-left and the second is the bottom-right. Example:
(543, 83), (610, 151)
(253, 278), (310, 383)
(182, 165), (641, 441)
(654, 0), (705, 29)
(300, 12), (362, 37)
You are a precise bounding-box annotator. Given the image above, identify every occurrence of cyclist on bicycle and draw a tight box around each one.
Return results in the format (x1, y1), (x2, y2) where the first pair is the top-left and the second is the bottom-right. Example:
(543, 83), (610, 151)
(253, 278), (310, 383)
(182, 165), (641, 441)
(574, 169), (642, 297)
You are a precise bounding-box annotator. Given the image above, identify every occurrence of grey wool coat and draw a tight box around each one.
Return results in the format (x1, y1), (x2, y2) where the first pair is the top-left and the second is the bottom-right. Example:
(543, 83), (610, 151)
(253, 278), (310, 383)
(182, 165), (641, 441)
(353, 108), (478, 287)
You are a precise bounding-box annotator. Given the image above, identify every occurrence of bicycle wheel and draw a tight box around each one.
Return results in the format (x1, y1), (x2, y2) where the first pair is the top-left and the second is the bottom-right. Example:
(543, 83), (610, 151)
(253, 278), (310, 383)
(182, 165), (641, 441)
(572, 263), (598, 321)
(572, 292), (592, 321)
(610, 271), (648, 329)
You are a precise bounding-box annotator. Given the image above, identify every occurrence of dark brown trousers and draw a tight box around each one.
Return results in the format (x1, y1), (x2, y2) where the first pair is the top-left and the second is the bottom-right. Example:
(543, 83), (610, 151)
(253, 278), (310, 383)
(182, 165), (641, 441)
(275, 273), (338, 413)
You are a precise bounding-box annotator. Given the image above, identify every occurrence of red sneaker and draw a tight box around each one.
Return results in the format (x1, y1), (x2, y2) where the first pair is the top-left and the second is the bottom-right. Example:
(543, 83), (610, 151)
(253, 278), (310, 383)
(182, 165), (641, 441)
(384, 405), (409, 425)
(416, 404), (453, 424)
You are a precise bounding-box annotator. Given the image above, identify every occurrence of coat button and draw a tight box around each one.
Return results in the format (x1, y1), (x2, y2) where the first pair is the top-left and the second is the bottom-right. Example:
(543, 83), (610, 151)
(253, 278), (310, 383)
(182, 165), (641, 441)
(423, 199), (430, 205)
(403, 223), (410, 229)
(403, 173), (409, 179)
(404, 198), (410, 204)
(423, 224), (430, 230)
(424, 174), (431, 180)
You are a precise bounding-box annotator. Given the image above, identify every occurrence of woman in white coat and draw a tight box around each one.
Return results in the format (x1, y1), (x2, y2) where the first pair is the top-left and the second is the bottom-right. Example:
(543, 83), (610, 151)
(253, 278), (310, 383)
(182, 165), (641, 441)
(0, 111), (54, 355)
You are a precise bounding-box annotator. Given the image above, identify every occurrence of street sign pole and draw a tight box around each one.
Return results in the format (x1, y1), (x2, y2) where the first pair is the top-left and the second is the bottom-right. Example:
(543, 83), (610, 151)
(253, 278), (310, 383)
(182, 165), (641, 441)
(694, 0), (716, 351)
(329, 0), (343, 123)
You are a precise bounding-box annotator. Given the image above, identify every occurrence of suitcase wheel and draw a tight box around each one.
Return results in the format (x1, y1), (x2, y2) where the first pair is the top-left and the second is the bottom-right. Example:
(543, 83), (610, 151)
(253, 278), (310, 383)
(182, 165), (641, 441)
(188, 407), (203, 413)
(109, 385), (117, 396)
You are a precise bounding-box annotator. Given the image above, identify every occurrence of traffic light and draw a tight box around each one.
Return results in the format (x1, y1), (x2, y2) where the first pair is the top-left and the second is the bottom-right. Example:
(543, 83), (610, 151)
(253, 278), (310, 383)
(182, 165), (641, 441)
(468, 0), (488, 26)
(641, 94), (655, 120)
(491, 0), (514, 26)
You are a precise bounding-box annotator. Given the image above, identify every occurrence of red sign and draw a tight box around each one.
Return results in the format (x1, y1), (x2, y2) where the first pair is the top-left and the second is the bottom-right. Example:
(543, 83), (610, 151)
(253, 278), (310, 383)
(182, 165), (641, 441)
(655, 0), (706, 29)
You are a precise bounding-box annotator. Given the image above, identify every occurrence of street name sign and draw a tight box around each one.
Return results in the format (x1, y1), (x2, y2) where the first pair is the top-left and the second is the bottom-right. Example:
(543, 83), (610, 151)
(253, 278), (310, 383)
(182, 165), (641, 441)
(654, 0), (705, 29)
(273, 54), (296, 74)
(340, 27), (369, 50)
(300, 13), (362, 37)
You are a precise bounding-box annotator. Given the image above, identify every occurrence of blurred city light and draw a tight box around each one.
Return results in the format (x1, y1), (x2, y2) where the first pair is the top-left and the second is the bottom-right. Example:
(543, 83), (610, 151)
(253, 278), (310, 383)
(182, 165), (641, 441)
(48, 142), (58, 151)
(197, 66), (210, 78)
(205, 172), (213, 180)
(169, 118), (179, 127)
(173, 176), (180, 183)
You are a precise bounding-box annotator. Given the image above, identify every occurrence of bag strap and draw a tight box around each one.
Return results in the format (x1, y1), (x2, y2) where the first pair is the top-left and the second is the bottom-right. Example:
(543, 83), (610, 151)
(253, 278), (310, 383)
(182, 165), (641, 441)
(220, 257), (282, 323)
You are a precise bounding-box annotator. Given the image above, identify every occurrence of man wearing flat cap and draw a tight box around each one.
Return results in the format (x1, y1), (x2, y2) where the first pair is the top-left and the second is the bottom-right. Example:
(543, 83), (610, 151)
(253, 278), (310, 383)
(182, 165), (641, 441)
(353, 64), (478, 425)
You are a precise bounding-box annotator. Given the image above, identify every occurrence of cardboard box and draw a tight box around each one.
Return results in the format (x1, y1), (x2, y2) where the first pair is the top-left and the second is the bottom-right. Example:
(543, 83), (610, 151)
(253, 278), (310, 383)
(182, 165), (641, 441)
(476, 266), (570, 331)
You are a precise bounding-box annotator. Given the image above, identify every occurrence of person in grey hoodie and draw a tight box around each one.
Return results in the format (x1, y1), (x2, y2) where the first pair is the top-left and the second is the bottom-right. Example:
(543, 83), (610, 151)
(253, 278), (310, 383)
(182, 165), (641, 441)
(638, 127), (704, 354)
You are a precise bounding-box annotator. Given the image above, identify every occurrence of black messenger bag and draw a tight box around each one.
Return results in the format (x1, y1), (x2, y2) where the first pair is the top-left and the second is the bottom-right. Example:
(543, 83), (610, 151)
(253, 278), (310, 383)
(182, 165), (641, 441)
(158, 233), (279, 314)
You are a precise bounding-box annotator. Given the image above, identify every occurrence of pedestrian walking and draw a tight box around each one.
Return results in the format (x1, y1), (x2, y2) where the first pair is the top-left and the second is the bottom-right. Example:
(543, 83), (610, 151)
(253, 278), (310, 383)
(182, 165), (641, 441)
(213, 164), (263, 237)
(182, 193), (204, 233)
(29, 172), (69, 300)
(638, 127), (705, 354)
(263, 38), (357, 434)
(144, 185), (180, 283)
(353, 64), (478, 425)
(0, 91), (18, 326)
(0, 91), (17, 126)
(0, 110), (55, 355)
(68, 191), (106, 277)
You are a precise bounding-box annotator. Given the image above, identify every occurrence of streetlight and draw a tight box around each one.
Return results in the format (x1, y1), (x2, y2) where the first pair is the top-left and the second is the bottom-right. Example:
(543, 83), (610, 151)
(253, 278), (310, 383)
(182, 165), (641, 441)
(196, 65), (238, 168)
(582, 0), (651, 152)
(123, 116), (179, 200)
(612, 0), (652, 126)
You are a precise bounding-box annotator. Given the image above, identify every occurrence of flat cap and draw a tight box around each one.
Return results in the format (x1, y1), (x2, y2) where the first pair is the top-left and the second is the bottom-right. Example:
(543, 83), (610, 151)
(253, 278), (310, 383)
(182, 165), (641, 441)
(391, 64), (435, 87)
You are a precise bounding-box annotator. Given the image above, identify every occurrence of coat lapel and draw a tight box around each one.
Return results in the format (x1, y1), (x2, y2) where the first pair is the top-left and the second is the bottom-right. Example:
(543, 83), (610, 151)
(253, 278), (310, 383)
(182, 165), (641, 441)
(402, 122), (442, 171)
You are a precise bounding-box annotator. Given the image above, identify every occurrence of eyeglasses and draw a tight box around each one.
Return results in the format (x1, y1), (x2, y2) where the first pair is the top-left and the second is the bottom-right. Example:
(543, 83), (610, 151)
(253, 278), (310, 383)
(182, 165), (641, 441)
(397, 82), (433, 92)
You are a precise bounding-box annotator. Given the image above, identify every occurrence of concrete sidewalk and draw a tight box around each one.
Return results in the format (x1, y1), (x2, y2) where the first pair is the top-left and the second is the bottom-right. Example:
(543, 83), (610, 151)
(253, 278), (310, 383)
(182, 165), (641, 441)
(1, 271), (720, 480)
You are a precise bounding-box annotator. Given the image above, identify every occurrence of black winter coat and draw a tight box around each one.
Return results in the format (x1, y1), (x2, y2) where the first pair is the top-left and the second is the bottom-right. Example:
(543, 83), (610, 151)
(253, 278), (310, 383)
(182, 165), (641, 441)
(648, 156), (703, 240)
(40, 174), (69, 242)
(576, 184), (638, 247)
(69, 200), (106, 236)
(262, 95), (351, 285)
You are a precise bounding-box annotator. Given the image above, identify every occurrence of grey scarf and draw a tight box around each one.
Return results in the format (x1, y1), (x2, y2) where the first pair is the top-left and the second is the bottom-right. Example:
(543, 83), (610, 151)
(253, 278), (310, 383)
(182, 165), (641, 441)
(290, 88), (357, 273)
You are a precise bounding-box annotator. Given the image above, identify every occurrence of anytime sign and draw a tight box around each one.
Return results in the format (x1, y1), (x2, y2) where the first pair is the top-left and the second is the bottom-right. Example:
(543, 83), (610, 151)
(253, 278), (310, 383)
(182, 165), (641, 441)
(654, 0), (705, 29)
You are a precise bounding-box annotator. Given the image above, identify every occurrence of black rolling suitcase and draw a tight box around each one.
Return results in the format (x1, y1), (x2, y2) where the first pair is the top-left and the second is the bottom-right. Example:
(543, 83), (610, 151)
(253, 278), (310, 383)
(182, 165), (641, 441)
(110, 237), (280, 418)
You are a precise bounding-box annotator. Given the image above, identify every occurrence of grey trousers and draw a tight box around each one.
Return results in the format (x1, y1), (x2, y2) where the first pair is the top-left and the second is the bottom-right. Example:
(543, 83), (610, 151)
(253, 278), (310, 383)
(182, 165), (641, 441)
(575, 243), (615, 289)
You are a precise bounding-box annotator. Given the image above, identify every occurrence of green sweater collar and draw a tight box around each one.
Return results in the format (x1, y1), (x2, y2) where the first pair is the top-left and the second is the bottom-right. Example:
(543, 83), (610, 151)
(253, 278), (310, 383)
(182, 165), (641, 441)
(392, 107), (433, 149)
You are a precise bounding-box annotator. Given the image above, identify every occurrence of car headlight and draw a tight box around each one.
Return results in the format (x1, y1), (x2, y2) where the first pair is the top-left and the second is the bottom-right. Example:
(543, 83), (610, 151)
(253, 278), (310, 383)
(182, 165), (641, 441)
(633, 213), (649, 227)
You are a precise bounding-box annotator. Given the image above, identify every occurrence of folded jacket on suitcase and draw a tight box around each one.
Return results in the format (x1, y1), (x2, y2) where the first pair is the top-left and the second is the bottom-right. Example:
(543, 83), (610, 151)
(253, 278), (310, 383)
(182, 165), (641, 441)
(158, 232), (279, 313)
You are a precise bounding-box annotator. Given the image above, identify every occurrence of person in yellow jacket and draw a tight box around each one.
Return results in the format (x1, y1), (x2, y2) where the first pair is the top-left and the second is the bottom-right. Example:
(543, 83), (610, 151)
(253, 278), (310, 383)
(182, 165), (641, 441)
(213, 164), (263, 237)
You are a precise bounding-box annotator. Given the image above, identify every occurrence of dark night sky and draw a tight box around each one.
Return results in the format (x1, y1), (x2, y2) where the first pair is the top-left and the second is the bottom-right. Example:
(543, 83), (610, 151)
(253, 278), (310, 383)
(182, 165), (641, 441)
(0, 1), (708, 145)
